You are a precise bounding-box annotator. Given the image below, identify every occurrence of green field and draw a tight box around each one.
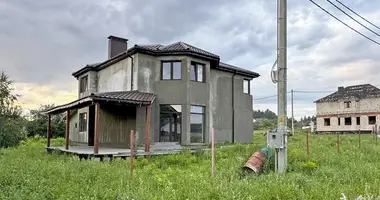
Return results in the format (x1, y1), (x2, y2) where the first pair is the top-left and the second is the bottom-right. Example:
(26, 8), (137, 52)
(1, 132), (380, 200)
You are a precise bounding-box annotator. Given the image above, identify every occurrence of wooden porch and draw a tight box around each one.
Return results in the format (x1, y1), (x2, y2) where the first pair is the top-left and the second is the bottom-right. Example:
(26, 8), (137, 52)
(42, 91), (156, 155)
(45, 142), (199, 160)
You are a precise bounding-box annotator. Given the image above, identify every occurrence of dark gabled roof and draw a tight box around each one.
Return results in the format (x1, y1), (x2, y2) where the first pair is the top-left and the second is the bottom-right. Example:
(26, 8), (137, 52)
(41, 90), (156, 115)
(314, 84), (380, 103)
(72, 41), (260, 79)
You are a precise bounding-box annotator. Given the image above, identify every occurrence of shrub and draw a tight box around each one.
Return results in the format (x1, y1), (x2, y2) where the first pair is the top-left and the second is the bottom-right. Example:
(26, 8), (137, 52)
(0, 118), (27, 148)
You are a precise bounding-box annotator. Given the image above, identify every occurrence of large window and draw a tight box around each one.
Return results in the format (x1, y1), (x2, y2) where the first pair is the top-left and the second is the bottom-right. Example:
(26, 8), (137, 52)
(79, 112), (87, 132)
(190, 105), (205, 143)
(159, 105), (182, 142)
(324, 118), (330, 126)
(243, 79), (250, 94)
(368, 116), (376, 125)
(190, 62), (205, 82)
(79, 75), (88, 93)
(344, 117), (352, 125)
(161, 61), (181, 80)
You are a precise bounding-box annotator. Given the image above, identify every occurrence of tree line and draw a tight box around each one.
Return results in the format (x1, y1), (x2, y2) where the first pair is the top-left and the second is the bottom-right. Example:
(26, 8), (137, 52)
(0, 71), (65, 148)
(253, 109), (316, 130)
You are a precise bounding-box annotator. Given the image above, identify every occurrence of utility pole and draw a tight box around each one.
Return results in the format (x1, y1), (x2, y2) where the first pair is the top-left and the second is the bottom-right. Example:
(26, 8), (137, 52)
(275, 0), (287, 174)
(291, 89), (294, 136)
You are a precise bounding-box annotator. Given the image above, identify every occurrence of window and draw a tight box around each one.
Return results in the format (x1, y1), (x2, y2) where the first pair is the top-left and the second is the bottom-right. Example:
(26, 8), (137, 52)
(243, 79), (250, 94)
(344, 101), (351, 108)
(368, 116), (376, 125)
(79, 113), (87, 132)
(190, 105), (205, 143)
(356, 117), (360, 125)
(161, 61), (181, 80)
(159, 105), (182, 142)
(338, 118), (340, 126)
(344, 117), (352, 125)
(190, 62), (205, 82)
(79, 75), (88, 93)
(324, 118), (330, 126)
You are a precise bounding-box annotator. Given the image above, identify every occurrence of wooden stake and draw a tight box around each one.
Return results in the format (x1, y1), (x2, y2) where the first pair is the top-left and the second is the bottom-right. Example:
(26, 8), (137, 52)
(211, 127), (215, 178)
(130, 130), (135, 179)
(65, 110), (70, 150)
(358, 132), (361, 148)
(47, 115), (51, 147)
(336, 132), (340, 153)
(306, 132), (309, 155)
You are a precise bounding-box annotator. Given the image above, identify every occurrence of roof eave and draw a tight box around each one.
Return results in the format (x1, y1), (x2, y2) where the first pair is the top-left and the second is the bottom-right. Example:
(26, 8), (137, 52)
(217, 66), (260, 79)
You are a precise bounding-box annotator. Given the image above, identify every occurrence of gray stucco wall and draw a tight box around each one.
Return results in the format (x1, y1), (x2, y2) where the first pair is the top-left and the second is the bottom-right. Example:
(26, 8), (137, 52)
(135, 53), (253, 145)
(209, 70), (254, 143)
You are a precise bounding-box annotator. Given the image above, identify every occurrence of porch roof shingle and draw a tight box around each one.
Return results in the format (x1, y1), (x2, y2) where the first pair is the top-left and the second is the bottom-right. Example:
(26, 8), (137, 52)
(42, 90), (156, 115)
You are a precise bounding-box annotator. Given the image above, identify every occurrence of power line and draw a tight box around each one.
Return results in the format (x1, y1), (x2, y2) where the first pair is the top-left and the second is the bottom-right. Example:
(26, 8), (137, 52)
(335, 0), (380, 31)
(253, 94), (279, 101)
(253, 90), (333, 101)
(326, 0), (380, 37)
(309, 0), (380, 46)
(293, 90), (335, 93)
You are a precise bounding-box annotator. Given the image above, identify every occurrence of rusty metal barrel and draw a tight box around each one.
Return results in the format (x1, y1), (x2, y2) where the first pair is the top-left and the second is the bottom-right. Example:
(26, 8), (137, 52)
(242, 147), (273, 174)
(243, 151), (267, 174)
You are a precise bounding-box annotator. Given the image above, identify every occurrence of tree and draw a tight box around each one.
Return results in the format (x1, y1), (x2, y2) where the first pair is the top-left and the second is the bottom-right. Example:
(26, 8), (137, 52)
(0, 71), (22, 118)
(26, 104), (66, 138)
(0, 70), (27, 148)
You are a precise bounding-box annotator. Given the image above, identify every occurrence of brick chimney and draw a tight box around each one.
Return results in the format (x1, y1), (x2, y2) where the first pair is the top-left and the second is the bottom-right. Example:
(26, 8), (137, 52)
(338, 86), (344, 93)
(107, 35), (128, 59)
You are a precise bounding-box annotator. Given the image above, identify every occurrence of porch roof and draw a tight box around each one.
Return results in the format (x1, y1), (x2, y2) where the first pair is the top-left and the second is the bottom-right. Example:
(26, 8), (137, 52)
(42, 90), (156, 115)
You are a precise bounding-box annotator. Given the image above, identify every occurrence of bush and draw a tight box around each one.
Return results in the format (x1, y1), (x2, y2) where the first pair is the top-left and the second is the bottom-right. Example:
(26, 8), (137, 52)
(26, 118), (65, 138)
(0, 118), (27, 148)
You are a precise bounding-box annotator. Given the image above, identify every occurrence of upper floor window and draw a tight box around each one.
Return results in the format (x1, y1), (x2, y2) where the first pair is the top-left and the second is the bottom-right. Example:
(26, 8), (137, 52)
(344, 101), (351, 108)
(190, 62), (205, 82)
(79, 75), (88, 93)
(243, 79), (250, 94)
(161, 61), (181, 80)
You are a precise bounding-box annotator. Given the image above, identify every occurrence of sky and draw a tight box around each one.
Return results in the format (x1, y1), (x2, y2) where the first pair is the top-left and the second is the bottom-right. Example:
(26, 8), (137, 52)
(0, 0), (380, 120)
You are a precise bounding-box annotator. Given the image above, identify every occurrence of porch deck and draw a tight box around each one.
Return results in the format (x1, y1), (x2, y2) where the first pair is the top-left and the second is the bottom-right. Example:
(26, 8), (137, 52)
(46, 142), (203, 159)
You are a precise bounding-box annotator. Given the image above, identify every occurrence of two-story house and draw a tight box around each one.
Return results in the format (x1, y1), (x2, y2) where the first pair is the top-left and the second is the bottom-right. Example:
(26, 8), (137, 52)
(314, 84), (380, 133)
(43, 35), (260, 153)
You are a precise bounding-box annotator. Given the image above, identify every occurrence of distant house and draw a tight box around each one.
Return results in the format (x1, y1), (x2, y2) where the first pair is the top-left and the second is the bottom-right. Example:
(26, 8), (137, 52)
(43, 35), (260, 153)
(314, 84), (380, 133)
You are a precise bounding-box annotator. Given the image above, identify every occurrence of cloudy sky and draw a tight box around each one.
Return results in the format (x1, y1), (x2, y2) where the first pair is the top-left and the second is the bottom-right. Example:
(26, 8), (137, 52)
(1, 0), (379, 119)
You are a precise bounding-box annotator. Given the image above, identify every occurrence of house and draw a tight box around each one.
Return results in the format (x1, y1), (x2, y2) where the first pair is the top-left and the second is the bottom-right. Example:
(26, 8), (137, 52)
(43, 35), (260, 153)
(314, 84), (380, 133)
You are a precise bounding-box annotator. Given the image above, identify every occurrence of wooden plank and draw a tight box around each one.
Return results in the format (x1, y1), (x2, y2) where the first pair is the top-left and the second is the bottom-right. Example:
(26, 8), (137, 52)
(47, 115), (51, 147)
(94, 103), (100, 154)
(145, 105), (151, 152)
(65, 110), (70, 150)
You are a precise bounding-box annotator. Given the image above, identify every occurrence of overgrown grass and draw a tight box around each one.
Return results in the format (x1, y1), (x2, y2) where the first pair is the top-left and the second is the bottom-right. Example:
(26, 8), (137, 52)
(1, 132), (380, 199)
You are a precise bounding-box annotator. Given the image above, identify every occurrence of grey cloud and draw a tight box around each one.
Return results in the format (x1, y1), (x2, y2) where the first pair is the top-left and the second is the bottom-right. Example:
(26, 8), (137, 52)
(1, 0), (380, 110)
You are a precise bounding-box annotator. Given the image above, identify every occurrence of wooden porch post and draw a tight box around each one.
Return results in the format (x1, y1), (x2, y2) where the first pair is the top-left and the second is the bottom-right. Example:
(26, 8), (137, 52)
(94, 102), (100, 154)
(145, 105), (151, 152)
(47, 115), (51, 147)
(65, 110), (70, 150)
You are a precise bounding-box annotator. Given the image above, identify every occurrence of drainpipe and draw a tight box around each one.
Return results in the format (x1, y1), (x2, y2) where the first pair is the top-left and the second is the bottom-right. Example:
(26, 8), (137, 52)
(127, 55), (134, 90)
(232, 71), (237, 143)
